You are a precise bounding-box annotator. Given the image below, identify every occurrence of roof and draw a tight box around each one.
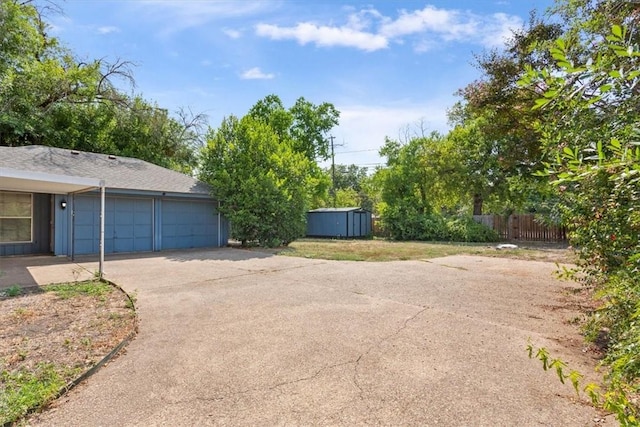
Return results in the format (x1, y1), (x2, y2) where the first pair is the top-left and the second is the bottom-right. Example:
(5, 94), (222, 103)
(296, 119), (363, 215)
(308, 207), (368, 213)
(0, 145), (211, 196)
(0, 167), (102, 194)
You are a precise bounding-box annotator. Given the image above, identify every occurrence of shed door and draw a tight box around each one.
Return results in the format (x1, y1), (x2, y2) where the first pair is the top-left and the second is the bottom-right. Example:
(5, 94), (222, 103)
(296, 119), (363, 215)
(161, 200), (217, 250)
(73, 195), (152, 255)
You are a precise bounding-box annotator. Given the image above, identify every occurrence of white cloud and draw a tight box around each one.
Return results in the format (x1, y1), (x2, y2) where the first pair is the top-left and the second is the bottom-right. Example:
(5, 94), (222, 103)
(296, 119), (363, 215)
(325, 103), (450, 169)
(380, 6), (468, 39)
(256, 5), (523, 53)
(223, 28), (242, 39)
(240, 67), (275, 80)
(256, 23), (388, 52)
(97, 26), (120, 35)
(478, 13), (522, 47)
(129, 1), (277, 35)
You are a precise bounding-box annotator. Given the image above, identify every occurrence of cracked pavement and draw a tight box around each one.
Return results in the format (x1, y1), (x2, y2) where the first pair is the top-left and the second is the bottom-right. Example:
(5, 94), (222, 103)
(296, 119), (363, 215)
(9, 249), (612, 426)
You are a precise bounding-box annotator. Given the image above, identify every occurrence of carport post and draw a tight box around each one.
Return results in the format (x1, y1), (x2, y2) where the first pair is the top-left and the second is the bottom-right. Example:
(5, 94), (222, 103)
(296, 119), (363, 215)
(99, 181), (105, 279)
(217, 200), (221, 247)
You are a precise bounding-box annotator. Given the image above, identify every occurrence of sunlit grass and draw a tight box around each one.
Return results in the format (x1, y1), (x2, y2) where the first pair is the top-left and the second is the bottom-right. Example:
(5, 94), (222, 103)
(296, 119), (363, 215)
(276, 238), (573, 263)
(0, 363), (80, 425)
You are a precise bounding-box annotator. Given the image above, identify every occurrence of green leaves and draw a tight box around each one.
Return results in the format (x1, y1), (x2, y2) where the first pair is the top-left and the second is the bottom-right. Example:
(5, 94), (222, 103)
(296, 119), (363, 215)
(200, 97), (338, 247)
(523, 21), (640, 425)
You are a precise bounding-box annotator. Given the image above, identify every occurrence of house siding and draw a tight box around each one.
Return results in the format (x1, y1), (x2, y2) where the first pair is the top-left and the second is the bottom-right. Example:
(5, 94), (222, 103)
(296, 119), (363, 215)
(306, 209), (372, 238)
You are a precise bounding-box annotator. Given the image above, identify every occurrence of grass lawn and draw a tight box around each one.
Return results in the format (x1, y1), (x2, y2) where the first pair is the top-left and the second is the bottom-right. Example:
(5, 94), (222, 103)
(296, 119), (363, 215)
(275, 238), (573, 264)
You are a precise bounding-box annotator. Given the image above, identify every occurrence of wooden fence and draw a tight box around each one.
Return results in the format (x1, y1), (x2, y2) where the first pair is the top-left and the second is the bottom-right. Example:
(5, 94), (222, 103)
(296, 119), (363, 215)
(473, 214), (567, 242)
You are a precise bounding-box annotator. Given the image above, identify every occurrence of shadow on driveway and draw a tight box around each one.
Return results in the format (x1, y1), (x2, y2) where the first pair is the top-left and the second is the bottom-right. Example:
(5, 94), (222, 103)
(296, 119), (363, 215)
(0, 247), (271, 290)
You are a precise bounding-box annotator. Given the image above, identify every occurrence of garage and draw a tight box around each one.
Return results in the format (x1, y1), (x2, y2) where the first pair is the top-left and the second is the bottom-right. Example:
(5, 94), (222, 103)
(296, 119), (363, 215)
(73, 195), (153, 255)
(0, 146), (229, 260)
(161, 199), (219, 250)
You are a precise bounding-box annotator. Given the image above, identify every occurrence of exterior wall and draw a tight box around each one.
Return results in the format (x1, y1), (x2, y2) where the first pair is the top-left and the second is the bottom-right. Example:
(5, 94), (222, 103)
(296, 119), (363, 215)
(0, 193), (51, 256)
(353, 211), (372, 237)
(306, 209), (373, 238)
(307, 211), (348, 237)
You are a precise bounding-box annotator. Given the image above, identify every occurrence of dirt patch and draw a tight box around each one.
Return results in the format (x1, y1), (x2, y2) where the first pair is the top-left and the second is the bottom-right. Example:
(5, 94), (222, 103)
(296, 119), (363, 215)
(0, 282), (137, 419)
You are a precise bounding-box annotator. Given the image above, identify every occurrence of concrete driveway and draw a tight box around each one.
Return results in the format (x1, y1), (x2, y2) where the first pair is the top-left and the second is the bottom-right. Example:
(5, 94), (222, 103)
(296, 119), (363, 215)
(2, 249), (610, 426)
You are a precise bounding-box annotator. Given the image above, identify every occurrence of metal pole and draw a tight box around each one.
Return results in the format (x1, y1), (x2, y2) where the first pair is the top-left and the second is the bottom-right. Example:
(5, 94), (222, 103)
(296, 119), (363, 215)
(329, 135), (336, 208)
(217, 200), (221, 247)
(99, 182), (105, 279)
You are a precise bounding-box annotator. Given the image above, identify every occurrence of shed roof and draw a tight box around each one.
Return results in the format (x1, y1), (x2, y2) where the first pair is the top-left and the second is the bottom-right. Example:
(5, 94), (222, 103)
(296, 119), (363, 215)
(308, 207), (368, 213)
(0, 145), (210, 195)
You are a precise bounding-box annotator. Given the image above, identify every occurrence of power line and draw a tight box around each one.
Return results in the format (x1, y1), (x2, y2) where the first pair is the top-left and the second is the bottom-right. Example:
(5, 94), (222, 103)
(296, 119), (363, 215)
(334, 148), (379, 154)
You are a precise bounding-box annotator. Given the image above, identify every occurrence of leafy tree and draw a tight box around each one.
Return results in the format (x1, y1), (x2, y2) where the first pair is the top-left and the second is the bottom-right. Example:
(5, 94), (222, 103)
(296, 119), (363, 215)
(0, 0), (202, 173)
(448, 14), (563, 214)
(289, 97), (340, 160)
(374, 132), (497, 240)
(378, 132), (459, 215)
(331, 164), (368, 192)
(0, 1), (131, 146)
(334, 188), (360, 208)
(200, 95), (338, 247)
(247, 94), (340, 162)
(319, 164), (375, 210)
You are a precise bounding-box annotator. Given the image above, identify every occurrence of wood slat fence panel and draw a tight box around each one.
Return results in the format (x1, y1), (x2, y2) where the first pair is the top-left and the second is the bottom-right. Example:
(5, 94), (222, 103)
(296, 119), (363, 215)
(473, 214), (567, 242)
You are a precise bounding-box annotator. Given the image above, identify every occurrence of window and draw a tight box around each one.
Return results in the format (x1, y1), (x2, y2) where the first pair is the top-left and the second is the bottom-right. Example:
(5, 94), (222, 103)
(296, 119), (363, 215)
(0, 192), (32, 243)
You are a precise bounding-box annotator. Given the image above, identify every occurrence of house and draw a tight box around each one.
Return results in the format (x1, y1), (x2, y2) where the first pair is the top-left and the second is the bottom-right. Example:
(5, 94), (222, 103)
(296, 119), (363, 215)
(0, 145), (229, 259)
(306, 207), (372, 238)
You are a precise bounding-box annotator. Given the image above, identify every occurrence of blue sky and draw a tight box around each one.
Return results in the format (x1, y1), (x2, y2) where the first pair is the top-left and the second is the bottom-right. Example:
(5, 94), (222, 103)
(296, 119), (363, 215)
(48, 0), (555, 169)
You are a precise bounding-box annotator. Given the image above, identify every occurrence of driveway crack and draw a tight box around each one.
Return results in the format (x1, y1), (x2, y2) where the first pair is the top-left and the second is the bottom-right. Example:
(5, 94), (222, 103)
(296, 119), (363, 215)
(353, 306), (429, 395)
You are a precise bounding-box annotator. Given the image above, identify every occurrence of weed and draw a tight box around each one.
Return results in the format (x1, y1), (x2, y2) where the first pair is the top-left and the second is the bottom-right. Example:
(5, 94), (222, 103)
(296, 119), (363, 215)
(108, 312), (123, 321)
(124, 290), (137, 311)
(567, 316), (583, 325)
(45, 281), (112, 300)
(11, 307), (35, 320)
(0, 363), (66, 425)
(4, 285), (22, 297)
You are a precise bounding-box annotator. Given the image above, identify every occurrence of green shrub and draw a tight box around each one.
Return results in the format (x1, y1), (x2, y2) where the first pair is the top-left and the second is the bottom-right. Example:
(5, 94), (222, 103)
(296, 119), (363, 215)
(381, 208), (499, 242)
(445, 216), (500, 242)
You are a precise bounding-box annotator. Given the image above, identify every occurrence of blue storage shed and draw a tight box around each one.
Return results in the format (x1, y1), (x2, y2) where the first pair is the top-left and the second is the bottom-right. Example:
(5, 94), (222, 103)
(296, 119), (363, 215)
(0, 145), (229, 258)
(307, 207), (372, 238)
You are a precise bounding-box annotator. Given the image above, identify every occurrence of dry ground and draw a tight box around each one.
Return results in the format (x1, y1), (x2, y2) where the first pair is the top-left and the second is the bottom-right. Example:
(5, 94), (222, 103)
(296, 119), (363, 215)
(0, 281), (137, 422)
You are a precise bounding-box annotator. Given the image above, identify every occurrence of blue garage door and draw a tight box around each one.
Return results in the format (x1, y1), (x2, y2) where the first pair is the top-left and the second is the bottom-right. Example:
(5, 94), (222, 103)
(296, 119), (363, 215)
(161, 200), (217, 250)
(73, 195), (153, 255)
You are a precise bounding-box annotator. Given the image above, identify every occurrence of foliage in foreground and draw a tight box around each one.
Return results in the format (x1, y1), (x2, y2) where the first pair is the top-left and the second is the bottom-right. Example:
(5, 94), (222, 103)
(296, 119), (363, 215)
(520, 20), (640, 423)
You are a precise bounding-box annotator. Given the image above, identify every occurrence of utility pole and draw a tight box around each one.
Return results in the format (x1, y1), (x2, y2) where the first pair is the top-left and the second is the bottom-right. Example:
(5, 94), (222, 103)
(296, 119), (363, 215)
(329, 135), (336, 208)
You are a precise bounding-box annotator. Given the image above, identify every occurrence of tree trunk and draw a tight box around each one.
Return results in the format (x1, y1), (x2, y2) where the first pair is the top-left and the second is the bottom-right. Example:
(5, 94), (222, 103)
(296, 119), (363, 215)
(473, 194), (483, 216)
